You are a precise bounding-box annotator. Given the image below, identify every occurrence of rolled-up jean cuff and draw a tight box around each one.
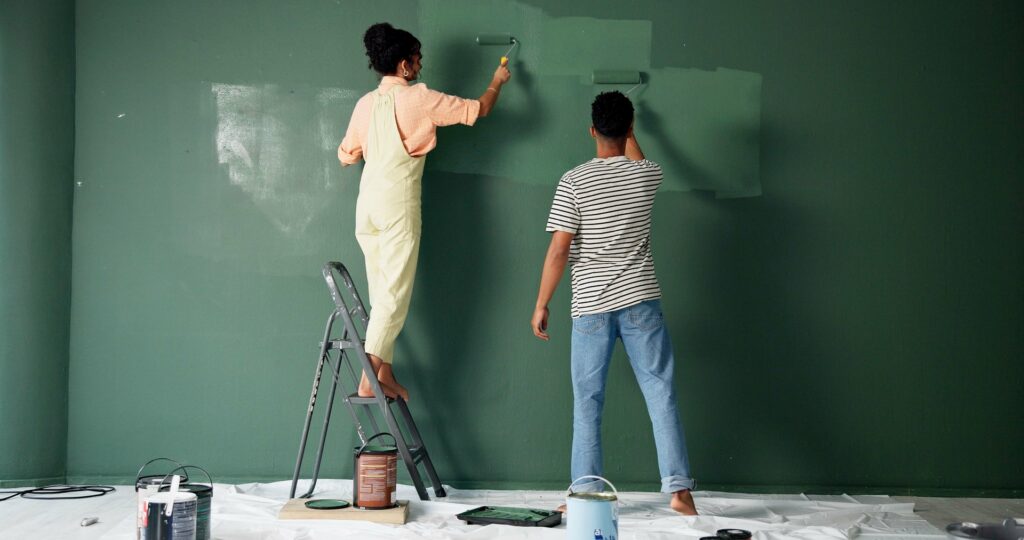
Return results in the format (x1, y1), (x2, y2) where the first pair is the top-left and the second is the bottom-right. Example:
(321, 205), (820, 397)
(662, 476), (695, 493)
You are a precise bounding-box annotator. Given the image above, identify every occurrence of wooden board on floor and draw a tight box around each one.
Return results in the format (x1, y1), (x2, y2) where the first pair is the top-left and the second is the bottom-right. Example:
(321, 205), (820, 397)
(278, 499), (409, 524)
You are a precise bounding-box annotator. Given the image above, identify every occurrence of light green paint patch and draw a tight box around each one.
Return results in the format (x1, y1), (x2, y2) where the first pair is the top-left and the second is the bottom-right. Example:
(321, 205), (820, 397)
(539, 17), (651, 78)
(632, 67), (762, 194)
(418, 0), (760, 195)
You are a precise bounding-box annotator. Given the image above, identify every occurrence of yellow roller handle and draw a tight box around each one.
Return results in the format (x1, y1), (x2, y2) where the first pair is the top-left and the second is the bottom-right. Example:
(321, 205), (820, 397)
(501, 56), (508, 66)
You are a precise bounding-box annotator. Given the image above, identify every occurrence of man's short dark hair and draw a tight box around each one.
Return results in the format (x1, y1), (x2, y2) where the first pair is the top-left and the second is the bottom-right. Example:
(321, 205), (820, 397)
(591, 91), (634, 140)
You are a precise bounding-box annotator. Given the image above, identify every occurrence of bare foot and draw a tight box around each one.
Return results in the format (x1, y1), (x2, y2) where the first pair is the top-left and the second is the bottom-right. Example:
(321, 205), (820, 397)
(556, 503), (566, 514)
(356, 354), (399, 399)
(377, 363), (410, 402)
(670, 489), (698, 515)
(357, 371), (399, 399)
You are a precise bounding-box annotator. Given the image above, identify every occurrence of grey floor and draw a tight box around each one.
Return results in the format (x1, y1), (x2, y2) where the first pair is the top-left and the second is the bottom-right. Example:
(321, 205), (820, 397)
(896, 496), (1024, 529)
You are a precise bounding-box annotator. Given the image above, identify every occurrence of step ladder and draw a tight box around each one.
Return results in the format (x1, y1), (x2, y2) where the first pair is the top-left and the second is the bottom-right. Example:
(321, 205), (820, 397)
(289, 261), (446, 501)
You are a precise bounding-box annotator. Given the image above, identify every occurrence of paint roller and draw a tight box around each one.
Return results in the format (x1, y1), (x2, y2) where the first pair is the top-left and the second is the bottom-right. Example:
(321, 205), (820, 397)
(592, 70), (644, 94)
(476, 33), (518, 66)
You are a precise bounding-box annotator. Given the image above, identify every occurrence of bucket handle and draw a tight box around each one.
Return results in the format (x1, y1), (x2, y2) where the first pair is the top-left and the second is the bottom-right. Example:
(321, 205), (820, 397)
(135, 457), (186, 488)
(566, 475), (619, 496)
(160, 465), (214, 488)
(356, 433), (397, 456)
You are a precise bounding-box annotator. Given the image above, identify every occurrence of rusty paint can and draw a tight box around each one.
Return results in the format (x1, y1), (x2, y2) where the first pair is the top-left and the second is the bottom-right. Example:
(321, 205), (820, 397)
(353, 433), (398, 510)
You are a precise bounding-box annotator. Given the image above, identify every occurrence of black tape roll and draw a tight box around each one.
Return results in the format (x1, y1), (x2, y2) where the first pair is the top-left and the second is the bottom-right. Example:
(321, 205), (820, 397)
(717, 529), (753, 539)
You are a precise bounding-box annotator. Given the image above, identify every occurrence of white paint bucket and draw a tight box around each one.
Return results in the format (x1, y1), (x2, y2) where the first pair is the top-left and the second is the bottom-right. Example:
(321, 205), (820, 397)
(135, 458), (188, 539)
(140, 491), (197, 540)
(566, 475), (619, 540)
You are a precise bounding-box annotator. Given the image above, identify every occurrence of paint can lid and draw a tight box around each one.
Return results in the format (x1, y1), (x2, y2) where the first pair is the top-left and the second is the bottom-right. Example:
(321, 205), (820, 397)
(145, 491), (197, 504)
(160, 483), (213, 496)
(356, 444), (397, 454)
(305, 499), (351, 510)
(566, 491), (618, 502)
(136, 474), (189, 491)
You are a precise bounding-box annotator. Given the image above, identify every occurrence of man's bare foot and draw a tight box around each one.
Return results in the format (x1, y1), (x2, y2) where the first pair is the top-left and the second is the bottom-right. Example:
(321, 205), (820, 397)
(670, 489), (698, 515)
(377, 363), (410, 402)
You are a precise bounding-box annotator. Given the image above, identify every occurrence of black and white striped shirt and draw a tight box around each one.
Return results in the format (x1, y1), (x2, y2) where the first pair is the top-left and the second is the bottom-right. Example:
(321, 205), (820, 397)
(545, 156), (663, 318)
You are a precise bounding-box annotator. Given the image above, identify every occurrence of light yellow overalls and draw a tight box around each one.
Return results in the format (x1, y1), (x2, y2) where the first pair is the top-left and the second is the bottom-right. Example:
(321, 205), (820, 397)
(355, 85), (425, 365)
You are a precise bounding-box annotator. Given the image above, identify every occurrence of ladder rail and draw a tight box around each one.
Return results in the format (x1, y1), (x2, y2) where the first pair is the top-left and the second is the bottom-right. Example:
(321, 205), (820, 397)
(288, 310), (339, 499)
(301, 349), (344, 498)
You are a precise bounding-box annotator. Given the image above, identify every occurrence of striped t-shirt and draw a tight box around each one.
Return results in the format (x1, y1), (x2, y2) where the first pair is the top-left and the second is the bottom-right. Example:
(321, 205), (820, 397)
(545, 156), (662, 318)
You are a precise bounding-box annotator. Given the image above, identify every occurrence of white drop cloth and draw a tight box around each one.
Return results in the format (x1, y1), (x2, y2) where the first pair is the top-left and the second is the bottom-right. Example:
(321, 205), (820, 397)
(0, 480), (947, 539)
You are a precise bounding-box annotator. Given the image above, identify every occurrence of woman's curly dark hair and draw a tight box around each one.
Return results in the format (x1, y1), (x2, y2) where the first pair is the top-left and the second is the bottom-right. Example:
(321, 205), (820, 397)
(591, 91), (634, 139)
(363, 22), (421, 75)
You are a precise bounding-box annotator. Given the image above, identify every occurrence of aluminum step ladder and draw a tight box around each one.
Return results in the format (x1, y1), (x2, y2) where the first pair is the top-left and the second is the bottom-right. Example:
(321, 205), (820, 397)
(289, 261), (446, 501)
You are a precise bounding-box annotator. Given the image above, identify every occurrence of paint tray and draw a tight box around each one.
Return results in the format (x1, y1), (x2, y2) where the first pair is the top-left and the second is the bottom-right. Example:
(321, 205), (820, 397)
(456, 505), (562, 527)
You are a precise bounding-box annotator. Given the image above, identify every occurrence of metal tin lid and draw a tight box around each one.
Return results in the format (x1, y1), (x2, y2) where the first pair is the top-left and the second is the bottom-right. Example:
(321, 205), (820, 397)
(305, 499), (350, 510)
(357, 444), (397, 454)
(161, 483), (212, 495)
(566, 491), (618, 502)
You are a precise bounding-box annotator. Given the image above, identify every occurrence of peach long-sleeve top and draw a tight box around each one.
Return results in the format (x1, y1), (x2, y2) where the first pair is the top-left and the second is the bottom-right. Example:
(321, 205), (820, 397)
(337, 76), (481, 165)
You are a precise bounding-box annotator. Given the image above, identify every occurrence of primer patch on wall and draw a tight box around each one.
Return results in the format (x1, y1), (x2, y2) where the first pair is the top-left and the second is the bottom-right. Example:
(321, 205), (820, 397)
(417, 0), (762, 197)
(212, 83), (358, 235)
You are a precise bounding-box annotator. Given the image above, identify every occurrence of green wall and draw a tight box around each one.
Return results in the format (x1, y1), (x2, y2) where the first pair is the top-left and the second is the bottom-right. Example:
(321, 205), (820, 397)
(62, 0), (1022, 495)
(0, 0), (76, 486)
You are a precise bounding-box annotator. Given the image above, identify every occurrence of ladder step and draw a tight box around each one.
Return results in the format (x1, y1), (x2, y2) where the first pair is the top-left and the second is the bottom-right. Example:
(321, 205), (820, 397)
(346, 392), (394, 405)
(321, 340), (355, 350)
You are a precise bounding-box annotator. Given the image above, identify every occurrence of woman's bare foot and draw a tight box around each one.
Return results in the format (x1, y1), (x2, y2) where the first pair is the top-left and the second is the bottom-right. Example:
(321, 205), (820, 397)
(670, 489), (698, 515)
(356, 353), (401, 399)
(377, 363), (410, 402)
(357, 371), (399, 399)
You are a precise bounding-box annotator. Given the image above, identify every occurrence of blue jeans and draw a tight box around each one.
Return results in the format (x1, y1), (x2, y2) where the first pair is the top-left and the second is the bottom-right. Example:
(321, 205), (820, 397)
(570, 299), (695, 493)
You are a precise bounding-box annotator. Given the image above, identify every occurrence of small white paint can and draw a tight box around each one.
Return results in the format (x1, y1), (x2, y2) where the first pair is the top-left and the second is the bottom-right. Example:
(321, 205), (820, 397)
(135, 458), (188, 539)
(566, 475), (619, 540)
(140, 491), (197, 540)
